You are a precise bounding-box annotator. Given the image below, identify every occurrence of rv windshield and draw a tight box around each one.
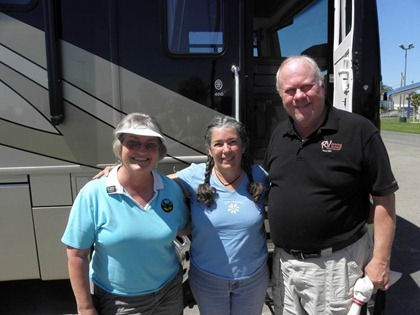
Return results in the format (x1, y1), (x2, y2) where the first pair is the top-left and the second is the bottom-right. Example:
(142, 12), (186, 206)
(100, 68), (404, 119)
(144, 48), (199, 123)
(253, 0), (328, 58)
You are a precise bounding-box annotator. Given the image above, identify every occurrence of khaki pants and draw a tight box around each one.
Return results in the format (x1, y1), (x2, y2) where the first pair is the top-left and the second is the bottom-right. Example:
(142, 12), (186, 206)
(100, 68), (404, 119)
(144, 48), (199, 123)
(272, 232), (372, 315)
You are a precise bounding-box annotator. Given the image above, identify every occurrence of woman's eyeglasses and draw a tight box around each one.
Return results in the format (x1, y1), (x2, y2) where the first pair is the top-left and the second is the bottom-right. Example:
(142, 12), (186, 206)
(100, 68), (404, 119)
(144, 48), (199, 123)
(123, 140), (159, 151)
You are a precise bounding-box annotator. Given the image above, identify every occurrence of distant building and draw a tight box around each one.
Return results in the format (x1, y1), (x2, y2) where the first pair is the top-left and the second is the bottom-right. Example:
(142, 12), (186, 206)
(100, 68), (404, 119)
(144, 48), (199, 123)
(380, 100), (394, 111)
(384, 82), (420, 117)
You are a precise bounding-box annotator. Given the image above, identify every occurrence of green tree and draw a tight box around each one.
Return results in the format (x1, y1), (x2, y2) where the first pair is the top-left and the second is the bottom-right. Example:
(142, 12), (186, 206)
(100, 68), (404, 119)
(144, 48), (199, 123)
(381, 82), (393, 98)
(406, 92), (420, 122)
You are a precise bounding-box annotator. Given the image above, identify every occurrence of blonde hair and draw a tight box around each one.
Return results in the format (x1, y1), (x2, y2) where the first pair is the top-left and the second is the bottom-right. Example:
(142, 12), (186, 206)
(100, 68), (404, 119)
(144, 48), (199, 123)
(112, 113), (167, 161)
(276, 55), (324, 98)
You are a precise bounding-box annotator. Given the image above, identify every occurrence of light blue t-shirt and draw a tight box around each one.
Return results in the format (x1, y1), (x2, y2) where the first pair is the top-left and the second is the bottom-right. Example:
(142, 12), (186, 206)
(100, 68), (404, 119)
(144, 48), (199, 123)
(61, 167), (188, 296)
(176, 163), (268, 279)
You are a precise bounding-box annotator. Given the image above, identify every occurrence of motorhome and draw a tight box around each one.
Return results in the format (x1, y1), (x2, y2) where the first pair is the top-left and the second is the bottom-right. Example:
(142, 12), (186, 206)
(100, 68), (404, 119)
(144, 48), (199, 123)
(0, 0), (381, 283)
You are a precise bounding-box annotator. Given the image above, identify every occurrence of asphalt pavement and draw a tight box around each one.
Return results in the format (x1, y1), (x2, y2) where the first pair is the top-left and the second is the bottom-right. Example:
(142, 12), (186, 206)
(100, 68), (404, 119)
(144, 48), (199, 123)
(1, 130), (419, 315)
(378, 130), (420, 314)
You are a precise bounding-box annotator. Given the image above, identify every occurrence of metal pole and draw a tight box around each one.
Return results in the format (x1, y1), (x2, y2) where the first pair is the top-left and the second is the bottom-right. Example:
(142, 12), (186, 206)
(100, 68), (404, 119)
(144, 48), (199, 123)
(403, 49), (407, 87)
(404, 49), (407, 117)
(399, 44), (415, 118)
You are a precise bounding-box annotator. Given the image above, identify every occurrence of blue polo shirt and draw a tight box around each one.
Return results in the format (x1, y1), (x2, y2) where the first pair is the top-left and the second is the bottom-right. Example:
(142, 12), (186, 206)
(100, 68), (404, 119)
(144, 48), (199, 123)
(176, 163), (268, 279)
(62, 167), (188, 296)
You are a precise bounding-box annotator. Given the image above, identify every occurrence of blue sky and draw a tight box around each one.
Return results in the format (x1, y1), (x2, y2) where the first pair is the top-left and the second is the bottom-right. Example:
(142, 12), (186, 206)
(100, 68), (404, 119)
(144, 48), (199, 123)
(378, 0), (420, 89)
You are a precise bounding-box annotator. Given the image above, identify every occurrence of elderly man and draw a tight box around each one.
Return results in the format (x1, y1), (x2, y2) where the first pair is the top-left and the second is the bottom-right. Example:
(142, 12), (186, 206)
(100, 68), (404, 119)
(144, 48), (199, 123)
(264, 55), (398, 315)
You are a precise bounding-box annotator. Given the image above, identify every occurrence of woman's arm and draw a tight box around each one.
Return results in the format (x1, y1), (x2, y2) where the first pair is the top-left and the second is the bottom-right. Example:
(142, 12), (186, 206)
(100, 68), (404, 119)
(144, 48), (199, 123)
(67, 246), (98, 315)
(168, 173), (192, 235)
(92, 165), (116, 179)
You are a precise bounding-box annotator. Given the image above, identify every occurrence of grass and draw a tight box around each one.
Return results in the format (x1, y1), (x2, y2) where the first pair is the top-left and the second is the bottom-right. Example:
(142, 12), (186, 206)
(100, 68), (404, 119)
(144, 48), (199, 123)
(380, 117), (420, 135)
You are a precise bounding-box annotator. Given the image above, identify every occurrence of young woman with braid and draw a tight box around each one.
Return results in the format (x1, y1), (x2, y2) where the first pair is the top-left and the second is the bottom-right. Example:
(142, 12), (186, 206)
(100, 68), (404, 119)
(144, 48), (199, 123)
(168, 116), (269, 315)
(94, 116), (270, 314)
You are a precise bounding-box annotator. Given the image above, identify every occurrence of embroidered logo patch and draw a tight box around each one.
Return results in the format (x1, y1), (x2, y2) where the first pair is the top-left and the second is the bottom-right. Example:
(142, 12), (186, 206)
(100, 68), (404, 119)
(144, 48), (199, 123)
(227, 201), (240, 214)
(321, 140), (342, 152)
(106, 186), (117, 193)
(161, 199), (174, 212)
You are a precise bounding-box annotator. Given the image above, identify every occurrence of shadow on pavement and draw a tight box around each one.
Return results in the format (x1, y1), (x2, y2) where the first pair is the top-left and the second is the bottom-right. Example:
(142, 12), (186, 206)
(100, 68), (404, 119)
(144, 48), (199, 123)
(0, 279), (76, 315)
(386, 215), (420, 314)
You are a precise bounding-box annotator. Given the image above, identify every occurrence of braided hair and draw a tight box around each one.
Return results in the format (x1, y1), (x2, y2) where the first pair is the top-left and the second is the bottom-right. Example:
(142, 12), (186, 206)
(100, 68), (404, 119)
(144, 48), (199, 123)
(196, 116), (264, 207)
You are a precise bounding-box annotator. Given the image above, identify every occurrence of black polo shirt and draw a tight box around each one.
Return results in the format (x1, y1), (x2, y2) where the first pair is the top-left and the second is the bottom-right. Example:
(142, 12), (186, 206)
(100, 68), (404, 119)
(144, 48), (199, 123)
(264, 107), (398, 251)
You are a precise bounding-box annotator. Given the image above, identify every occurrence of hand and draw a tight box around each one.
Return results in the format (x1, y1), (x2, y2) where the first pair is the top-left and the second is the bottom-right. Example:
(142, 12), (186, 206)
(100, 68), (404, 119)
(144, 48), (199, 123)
(364, 258), (390, 291)
(78, 307), (99, 315)
(92, 165), (115, 179)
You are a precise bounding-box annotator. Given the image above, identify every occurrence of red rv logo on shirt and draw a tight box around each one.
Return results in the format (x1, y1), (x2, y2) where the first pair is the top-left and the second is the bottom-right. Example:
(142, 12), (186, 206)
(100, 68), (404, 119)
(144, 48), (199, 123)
(321, 140), (343, 152)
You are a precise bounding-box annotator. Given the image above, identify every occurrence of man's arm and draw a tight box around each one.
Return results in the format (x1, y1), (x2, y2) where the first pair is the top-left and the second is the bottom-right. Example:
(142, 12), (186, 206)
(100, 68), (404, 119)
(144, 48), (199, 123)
(364, 193), (396, 291)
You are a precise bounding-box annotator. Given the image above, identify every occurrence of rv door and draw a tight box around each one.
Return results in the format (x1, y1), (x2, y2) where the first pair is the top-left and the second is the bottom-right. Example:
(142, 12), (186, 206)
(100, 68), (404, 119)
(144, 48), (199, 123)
(333, 0), (354, 113)
(333, 0), (381, 126)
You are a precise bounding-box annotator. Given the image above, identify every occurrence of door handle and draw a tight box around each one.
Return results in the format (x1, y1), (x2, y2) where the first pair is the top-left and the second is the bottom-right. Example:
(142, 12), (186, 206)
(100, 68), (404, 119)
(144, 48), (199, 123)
(338, 69), (350, 94)
(231, 65), (240, 121)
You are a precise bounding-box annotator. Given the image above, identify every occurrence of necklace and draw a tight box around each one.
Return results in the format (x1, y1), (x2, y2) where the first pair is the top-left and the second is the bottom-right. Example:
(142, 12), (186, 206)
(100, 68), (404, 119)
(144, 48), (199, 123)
(214, 169), (242, 186)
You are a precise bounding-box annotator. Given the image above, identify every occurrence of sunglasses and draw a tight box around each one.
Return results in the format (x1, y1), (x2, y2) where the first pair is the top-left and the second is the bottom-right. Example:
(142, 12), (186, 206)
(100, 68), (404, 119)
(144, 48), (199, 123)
(123, 140), (159, 151)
